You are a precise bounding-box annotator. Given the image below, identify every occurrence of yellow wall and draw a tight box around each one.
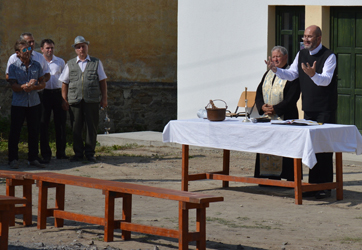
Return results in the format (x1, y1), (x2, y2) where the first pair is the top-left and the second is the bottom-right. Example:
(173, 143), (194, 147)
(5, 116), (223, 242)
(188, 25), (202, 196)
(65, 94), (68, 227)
(305, 6), (330, 48)
(0, 0), (177, 83)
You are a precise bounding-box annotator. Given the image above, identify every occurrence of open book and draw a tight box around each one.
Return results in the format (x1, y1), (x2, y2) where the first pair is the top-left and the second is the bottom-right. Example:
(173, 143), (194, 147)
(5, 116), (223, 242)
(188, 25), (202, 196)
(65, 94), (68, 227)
(270, 119), (322, 126)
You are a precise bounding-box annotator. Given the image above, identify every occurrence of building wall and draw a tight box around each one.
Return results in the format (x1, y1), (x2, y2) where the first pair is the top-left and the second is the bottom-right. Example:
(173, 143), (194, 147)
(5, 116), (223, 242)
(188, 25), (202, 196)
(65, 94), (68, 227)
(0, 0), (177, 132)
(178, 0), (362, 120)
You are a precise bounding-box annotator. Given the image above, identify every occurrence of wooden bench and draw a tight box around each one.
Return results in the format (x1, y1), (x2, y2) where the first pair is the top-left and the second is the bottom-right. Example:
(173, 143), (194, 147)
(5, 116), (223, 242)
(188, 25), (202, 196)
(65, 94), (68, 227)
(0, 195), (27, 250)
(24, 172), (223, 250)
(0, 170), (34, 226)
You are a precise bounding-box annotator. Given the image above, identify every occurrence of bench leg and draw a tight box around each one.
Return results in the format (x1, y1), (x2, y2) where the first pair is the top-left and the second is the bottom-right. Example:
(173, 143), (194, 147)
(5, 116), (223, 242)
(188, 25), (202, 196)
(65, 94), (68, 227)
(6, 179), (34, 227)
(37, 181), (48, 229)
(104, 191), (115, 242)
(6, 180), (15, 227)
(121, 193), (132, 240)
(0, 205), (12, 250)
(179, 201), (189, 250)
(196, 207), (206, 250)
(55, 184), (65, 228)
(23, 183), (33, 226)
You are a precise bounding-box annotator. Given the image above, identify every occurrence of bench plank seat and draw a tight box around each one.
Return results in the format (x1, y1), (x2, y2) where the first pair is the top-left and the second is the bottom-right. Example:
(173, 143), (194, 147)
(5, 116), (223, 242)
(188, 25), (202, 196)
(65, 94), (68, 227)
(25, 172), (223, 250)
(26, 172), (222, 204)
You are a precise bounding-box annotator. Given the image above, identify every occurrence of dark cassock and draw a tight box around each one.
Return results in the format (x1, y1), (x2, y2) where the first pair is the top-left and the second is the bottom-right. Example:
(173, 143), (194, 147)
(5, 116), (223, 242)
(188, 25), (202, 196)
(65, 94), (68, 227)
(254, 64), (301, 181)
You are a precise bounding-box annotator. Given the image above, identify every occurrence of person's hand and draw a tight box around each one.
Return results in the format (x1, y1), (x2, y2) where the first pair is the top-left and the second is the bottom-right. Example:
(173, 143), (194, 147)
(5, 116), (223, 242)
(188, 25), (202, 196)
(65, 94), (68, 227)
(21, 82), (33, 92)
(28, 79), (37, 86)
(265, 56), (277, 73)
(301, 61), (316, 77)
(62, 99), (69, 111)
(262, 104), (275, 115)
(100, 97), (108, 109)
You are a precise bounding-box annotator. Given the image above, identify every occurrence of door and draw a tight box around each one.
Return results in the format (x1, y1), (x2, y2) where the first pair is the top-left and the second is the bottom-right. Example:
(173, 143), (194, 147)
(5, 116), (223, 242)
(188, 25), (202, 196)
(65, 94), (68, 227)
(276, 6), (305, 64)
(331, 7), (362, 130)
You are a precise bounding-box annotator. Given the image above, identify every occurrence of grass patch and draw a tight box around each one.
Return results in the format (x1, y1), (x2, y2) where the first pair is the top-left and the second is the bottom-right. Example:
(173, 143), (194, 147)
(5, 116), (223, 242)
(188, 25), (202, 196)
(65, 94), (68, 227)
(340, 237), (362, 244)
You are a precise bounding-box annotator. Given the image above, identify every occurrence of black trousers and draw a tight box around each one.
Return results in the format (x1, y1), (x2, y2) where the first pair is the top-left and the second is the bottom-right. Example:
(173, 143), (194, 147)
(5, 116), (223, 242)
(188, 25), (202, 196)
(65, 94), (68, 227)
(40, 89), (67, 159)
(8, 105), (40, 162)
(69, 100), (99, 158)
(304, 110), (336, 184)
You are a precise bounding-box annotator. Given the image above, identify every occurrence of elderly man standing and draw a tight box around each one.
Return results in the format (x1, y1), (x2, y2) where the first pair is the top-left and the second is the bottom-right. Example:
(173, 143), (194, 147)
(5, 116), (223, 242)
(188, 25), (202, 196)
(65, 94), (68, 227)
(60, 36), (107, 162)
(40, 39), (67, 163)
(266, 25), (337, 199)
(254, 45), (300, 182)
(7, 40), (46, 169)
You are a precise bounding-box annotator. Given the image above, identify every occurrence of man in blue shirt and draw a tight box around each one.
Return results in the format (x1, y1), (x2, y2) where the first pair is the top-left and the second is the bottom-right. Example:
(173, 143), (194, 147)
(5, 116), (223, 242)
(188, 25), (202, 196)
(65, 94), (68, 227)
(7, 39), (46, 169)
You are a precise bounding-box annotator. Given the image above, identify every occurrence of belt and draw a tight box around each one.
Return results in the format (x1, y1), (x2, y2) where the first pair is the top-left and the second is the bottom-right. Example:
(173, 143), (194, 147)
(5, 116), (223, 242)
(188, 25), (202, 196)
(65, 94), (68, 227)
(44, 88), (61, 93)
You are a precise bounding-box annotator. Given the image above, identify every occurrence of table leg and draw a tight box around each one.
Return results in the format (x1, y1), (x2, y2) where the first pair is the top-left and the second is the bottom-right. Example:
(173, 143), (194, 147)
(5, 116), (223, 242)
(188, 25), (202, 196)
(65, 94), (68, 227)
(222, 150), (230, 188)
(182, 145), (189, 191)
(294, 159), (302, 205)
(335, 152), (343, 200)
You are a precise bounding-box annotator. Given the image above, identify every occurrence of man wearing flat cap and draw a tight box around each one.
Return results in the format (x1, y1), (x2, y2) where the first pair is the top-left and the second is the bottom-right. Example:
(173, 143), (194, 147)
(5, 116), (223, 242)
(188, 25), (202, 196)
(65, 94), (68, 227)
(60, 36), (107, 162)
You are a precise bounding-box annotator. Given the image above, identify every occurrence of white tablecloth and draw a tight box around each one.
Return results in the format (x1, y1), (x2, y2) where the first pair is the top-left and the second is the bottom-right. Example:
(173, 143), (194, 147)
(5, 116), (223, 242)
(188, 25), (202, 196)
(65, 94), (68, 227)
(162, 118), (362, 169)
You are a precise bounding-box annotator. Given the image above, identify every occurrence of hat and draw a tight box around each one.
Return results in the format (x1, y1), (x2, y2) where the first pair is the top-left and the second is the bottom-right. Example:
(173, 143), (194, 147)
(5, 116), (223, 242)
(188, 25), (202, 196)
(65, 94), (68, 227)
(72, 36), (90, 48)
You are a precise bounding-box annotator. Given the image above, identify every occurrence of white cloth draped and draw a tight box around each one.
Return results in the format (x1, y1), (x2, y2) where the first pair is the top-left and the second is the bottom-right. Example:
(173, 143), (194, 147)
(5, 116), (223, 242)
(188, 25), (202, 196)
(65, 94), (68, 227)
(162, 118), (362, 169)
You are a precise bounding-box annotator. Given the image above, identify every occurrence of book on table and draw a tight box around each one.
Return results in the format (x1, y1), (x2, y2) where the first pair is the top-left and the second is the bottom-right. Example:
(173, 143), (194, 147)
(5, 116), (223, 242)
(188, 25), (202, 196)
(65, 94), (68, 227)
(270, 119), (321, 126)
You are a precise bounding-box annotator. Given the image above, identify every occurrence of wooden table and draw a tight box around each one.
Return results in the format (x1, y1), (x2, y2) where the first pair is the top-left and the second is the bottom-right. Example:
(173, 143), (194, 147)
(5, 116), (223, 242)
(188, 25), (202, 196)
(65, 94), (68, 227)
(0, 195), (26, 250)
(163, 118), (362, 204)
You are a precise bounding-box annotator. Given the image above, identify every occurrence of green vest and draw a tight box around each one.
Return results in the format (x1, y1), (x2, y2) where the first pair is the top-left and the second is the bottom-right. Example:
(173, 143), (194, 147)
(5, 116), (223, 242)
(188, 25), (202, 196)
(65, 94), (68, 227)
(67, 56), (101, 104)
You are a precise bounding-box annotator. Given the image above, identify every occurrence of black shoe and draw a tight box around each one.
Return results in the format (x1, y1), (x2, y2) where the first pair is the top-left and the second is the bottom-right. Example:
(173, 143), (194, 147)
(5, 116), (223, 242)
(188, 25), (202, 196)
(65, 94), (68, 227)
(302, 191), (317, 198)
(315, 190), (331, 199)
(86, 156), (97, 163)
(39, 157), (50, 164)
(70, 156), (83, 162)
(56, 155), (69, 160)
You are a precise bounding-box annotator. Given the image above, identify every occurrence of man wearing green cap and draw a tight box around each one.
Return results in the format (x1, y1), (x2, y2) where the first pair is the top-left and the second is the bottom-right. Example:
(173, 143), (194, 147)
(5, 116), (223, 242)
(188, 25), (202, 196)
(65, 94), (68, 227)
(60, 36), (108, 163)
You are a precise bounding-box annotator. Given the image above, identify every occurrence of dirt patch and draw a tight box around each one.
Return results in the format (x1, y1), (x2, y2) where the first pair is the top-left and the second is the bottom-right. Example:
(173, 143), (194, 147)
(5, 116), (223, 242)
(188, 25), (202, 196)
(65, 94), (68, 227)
(2, 145), (362, 250)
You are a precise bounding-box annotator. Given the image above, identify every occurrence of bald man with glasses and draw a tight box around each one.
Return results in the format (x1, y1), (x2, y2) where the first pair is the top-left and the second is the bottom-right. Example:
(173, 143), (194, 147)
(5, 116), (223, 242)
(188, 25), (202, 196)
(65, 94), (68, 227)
(265, 25), (337, 199)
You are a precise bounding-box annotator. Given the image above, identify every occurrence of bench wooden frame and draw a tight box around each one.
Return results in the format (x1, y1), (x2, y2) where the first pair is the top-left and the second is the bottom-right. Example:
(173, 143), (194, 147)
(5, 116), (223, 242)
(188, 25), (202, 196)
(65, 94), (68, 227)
(0, 195), (26, 250)
(0, 170), (34, 226)
(24, 172), (223, 250)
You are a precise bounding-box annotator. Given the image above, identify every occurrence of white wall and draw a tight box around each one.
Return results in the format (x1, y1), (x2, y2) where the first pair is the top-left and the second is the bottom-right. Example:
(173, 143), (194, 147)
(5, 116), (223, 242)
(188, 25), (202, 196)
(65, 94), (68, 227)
(177, 0), (362, 120)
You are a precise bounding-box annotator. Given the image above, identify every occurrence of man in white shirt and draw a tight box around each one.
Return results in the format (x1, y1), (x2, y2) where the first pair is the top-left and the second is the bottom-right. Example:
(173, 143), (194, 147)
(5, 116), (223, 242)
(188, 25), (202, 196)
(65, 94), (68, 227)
(60, 36), (107, 163)
(265, 25), (337, 199)
(39, 39), (67, 163)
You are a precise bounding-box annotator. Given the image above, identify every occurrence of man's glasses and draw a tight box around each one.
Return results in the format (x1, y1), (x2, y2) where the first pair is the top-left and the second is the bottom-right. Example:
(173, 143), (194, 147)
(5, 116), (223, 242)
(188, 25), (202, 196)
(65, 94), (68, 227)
(21, 47), (32, 53)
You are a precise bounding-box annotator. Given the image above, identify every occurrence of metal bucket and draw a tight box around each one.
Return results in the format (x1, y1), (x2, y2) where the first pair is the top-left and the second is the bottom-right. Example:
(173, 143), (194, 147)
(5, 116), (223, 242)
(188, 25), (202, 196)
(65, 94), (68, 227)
(205, 99), (227, 121)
